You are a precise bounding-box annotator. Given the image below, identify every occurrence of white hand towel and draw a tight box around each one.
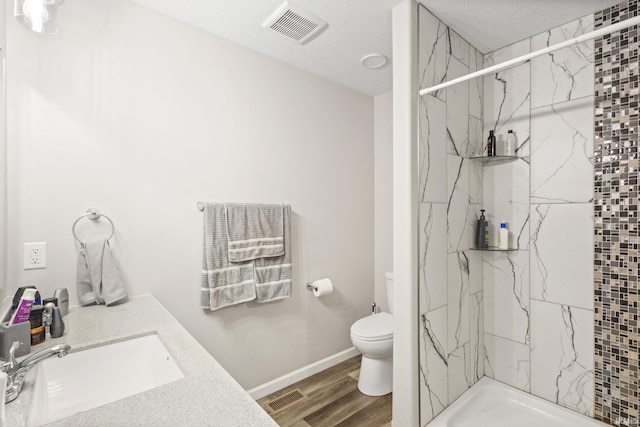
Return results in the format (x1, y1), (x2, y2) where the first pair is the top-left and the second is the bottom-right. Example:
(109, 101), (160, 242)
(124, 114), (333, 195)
(76, 239), (127, 306)
(101, 241), (128, 306)
(76, 239), (102, 306)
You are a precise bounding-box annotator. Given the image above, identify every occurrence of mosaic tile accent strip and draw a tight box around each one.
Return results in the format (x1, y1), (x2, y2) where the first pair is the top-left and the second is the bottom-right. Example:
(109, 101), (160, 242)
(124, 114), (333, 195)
(594, 1), (640, 425)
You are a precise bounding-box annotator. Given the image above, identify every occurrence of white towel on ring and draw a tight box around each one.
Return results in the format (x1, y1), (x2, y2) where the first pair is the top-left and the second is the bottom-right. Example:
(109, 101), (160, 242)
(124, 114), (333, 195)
(76, 239), (127, 306)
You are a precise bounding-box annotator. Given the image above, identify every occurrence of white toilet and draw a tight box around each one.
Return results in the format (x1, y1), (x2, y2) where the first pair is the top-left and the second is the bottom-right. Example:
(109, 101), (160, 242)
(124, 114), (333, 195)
(350, 271), (394, 396)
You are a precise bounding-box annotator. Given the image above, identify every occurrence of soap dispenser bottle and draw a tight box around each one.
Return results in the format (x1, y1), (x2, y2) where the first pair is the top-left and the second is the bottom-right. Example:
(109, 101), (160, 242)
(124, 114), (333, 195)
(476, 210), (489, 249)
(50, 306), (65, 338)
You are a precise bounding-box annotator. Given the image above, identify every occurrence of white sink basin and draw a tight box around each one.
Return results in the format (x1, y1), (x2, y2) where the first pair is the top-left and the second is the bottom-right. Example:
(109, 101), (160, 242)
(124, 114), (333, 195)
(28, 334), (184, 426)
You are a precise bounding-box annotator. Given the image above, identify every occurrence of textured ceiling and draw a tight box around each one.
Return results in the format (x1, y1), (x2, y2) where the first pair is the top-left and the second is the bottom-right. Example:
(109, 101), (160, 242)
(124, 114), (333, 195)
(129, 0), (622, 96)
(418, 0), (622, 53)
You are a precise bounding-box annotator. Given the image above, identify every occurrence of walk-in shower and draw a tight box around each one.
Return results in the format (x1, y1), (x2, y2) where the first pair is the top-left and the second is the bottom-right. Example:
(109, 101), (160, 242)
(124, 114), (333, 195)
(392, 1), (639, 425)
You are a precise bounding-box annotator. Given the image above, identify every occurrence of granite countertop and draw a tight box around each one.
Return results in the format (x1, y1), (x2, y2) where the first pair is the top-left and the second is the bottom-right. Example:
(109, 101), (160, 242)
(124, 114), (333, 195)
(5, 295), (277, 426)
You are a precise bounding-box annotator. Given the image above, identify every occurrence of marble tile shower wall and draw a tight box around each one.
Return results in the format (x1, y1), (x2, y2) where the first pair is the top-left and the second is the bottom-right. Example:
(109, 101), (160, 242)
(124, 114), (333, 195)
(417, 6), (484, 425)
(594, 1), (640, 425)
(417, 3), (639, 425)
(482, 15), (596, 418)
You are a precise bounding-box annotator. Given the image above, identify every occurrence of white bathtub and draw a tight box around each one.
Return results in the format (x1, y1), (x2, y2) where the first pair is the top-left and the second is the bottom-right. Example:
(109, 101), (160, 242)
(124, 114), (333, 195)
(429, 377), (608, 427)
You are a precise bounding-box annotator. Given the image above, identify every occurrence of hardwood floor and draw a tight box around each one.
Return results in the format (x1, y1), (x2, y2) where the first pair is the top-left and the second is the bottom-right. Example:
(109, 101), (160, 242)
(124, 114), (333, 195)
(257, 355), (392, 427)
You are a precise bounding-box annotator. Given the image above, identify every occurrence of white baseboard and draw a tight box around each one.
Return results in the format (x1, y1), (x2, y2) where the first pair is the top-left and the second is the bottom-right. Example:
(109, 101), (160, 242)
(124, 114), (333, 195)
(247, 347), (360, 400)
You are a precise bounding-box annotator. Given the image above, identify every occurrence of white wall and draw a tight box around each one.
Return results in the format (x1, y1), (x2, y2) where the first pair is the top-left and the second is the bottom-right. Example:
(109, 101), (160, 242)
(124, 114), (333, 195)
(374, 91), (392, 312)
(392, 1), (419, 425)
(0, 0), (6, 296)
(5, 0), (374, 390)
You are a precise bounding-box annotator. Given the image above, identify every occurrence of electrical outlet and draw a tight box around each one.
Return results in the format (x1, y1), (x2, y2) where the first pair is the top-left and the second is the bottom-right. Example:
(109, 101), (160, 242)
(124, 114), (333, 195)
(24, 242), (47, 270)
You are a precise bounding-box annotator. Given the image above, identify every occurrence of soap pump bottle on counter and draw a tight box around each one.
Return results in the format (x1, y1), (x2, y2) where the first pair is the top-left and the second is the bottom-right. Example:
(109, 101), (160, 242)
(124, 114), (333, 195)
(50, 306), (65, 338)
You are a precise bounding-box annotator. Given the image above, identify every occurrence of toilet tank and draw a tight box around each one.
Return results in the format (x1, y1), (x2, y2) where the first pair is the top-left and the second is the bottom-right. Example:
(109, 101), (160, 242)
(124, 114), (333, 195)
(385, 271), (394, 314)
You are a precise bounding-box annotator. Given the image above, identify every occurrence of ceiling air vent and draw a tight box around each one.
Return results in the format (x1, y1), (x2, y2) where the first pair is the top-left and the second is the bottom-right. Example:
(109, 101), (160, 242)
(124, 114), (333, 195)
(262, 1), (327, 44)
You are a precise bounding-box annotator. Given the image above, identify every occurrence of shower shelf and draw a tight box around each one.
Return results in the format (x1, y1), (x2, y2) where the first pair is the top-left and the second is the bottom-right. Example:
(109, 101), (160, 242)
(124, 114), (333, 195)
(470, 247), (518, 252)
(471, 155), (518, 162)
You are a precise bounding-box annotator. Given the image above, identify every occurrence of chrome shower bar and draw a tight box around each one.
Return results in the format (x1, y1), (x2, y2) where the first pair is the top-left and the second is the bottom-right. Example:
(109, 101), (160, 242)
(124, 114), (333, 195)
(419, 15), (640, 97)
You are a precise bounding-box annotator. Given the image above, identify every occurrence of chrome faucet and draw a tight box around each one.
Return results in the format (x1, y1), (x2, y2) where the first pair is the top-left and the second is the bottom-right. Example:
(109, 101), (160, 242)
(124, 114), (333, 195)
(1, 341), (71, 403)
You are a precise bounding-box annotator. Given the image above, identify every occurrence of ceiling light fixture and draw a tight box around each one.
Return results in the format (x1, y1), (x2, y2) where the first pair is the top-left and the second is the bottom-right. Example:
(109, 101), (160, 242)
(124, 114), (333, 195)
(361, 53), (389, 70)
(14, 0), (65, 34)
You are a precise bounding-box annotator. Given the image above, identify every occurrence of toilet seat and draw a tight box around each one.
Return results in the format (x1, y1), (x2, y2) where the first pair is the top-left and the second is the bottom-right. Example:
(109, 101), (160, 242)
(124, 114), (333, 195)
(351, 312), (393, 341)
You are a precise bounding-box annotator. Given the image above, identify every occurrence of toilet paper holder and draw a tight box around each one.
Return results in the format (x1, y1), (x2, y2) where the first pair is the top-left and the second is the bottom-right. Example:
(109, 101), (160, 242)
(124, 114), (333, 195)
(306, 278), (334, 297)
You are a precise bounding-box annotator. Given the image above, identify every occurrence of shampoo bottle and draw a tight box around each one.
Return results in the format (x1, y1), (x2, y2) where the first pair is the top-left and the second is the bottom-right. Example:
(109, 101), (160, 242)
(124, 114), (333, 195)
(498, 222), (509, 250)
(487, 130), (496, 157)
(10, 288), (36, 325)
(476, 210), (489, 249)
(505, 130), (517, 156)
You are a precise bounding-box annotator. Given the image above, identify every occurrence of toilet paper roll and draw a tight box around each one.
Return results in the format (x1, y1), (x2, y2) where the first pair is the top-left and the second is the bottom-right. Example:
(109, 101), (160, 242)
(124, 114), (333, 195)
(312, 278), (333, 297)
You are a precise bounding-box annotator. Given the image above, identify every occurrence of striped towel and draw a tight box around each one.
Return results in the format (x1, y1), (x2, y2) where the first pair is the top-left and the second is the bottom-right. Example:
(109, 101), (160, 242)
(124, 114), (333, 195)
(225, 204), (285, 262)
(253, 204), (292, 303)
(201, 203), (256, 311)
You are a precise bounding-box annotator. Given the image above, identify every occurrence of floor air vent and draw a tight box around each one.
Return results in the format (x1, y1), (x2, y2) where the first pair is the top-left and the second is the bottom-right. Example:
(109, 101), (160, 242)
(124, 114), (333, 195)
(262, 1), (327, 44)
(267, 389), (305, 412)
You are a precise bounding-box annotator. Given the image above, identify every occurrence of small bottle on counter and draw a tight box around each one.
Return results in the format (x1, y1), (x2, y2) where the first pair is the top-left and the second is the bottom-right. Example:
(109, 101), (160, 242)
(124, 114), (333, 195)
(29, 305), (45, 346)
(43, 302), (56, 335)
(10, 288), (36, 325)
(498, 222), (509, 250)
(487, 130), (496, 157)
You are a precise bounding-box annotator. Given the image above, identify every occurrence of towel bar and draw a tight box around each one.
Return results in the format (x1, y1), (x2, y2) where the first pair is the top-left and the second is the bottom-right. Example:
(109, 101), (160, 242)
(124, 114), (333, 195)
(72, 208), (115, 243)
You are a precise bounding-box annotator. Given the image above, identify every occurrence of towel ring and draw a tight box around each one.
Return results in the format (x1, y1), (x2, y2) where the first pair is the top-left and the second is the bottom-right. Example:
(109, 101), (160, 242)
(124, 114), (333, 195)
(72, 208), (115, 243)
